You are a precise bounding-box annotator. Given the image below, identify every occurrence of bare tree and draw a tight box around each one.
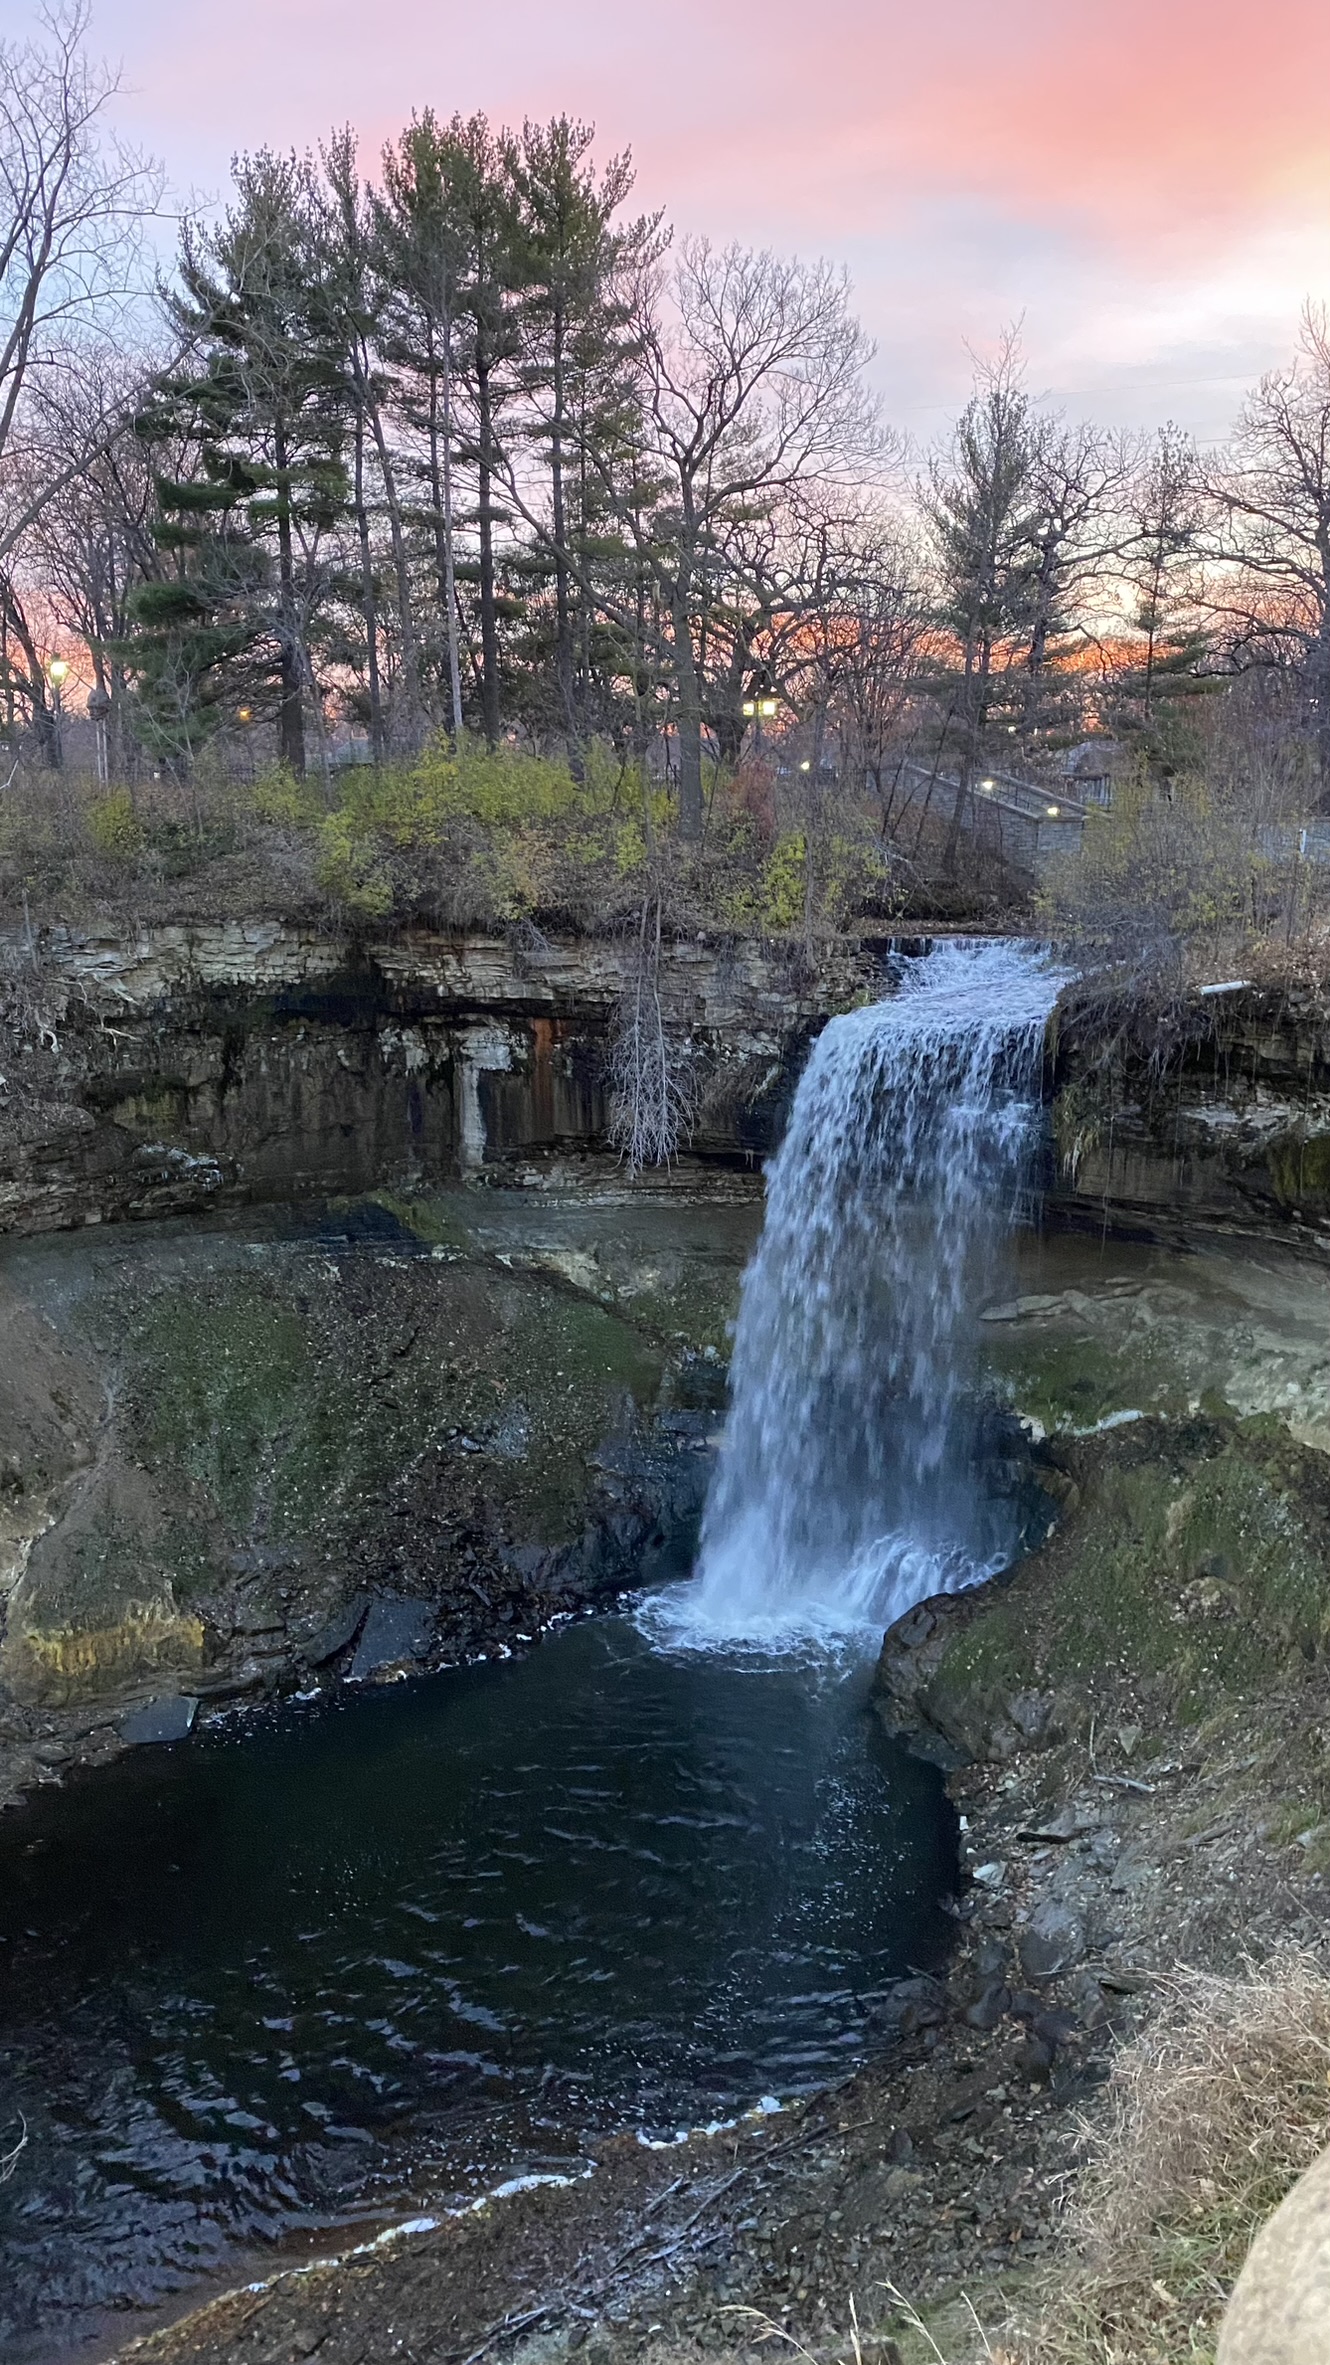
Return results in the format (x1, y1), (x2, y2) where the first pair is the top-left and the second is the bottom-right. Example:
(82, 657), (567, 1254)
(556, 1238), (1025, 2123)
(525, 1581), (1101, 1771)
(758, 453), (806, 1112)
(1019, 416), (1130, 734)
(0, 4), (161, 565)
(809, 514), (931, 829)
(607, 893), (699, 1170)
(14, 349), (167, 768)
(1118, 421), (1203, 718)
(1206, 306), (1330, 781)
(592, 240), (882, 838)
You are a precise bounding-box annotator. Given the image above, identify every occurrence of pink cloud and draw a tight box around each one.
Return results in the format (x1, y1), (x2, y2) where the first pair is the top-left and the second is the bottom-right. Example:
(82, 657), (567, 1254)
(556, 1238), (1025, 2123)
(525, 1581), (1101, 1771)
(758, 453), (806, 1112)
(99, 0), (1330, 242)
(91, 0), (1330, 432)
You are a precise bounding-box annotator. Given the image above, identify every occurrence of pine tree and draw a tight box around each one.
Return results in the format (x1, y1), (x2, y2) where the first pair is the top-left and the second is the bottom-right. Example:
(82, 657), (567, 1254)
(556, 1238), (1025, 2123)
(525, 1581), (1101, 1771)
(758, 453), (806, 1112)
(377, 111), (472, 739)
(508, 117), (638, 751)
(925, 343), (1040, 788)
(130, 152), (348, 777)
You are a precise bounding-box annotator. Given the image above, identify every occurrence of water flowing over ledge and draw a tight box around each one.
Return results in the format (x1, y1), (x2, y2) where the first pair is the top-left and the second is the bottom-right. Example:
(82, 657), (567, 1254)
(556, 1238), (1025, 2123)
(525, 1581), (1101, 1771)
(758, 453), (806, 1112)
(645, 939), (1067, 1652)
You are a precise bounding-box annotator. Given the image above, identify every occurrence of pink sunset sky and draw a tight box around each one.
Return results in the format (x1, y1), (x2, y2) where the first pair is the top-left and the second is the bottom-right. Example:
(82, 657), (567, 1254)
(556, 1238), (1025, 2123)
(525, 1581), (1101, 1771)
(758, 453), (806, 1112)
(92, 0), (1330, 443)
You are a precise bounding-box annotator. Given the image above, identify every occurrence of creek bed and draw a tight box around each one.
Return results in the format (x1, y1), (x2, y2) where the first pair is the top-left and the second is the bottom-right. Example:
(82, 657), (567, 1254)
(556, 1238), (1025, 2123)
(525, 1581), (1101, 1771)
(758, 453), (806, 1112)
(0, 1614), (955, 2363)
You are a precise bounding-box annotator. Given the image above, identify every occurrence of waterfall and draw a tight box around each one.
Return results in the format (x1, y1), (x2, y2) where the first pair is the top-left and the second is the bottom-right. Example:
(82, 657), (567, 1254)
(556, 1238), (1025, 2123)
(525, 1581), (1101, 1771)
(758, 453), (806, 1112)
(647, 938), (1065, 1649)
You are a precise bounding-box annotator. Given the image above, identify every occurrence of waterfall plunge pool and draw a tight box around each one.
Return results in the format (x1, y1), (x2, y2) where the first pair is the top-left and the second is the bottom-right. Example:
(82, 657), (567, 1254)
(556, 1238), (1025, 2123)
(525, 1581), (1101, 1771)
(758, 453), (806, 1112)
(0, 1614), (957, 2365)
(0, 940), (1077, 2359)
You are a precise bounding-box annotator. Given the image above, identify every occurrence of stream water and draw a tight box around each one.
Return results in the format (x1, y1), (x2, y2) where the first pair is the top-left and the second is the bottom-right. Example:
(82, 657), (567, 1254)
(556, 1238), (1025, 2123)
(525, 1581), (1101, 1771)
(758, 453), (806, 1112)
(0, 1621), (953, 2362)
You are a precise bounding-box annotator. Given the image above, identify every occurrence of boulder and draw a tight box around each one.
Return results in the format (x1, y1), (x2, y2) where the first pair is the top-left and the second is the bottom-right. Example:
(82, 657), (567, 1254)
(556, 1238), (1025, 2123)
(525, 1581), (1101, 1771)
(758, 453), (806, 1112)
(347, 1596), (436, 1681)
(304, 1595), (370, 1667)
(1018, 1898), (1086, 1981)
(119, 1694), (198, 1744)
(1219, 2141), (1330, 2363)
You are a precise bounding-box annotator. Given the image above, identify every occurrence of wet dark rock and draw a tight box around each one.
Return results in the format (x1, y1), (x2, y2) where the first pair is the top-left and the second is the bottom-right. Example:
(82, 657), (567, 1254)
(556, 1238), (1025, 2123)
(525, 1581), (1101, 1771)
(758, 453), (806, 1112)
(1012, 2033), (1054, 2080)
(963, 1980), (1011, 2031)
(119, 1694), (198, 1745)
(1032, 2006), (1081, 2050)
(875, 1975), (945, 2034)
(1019, 1801), (1099, 1842)
(304, 1595), (371, 1666)
(347, 1597), (436, 1680)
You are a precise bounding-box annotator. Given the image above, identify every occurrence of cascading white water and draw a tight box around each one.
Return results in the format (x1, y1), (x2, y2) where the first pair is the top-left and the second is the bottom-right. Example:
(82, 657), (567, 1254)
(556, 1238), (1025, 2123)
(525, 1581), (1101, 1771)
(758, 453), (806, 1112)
(647, 938), (1066, 1649)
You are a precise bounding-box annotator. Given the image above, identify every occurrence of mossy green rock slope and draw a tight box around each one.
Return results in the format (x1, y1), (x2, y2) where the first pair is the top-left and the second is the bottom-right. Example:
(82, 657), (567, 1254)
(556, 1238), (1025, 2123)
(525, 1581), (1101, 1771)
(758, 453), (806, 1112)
(876, 1416), (1330, 1767)
(1, 1197), (745, 1712)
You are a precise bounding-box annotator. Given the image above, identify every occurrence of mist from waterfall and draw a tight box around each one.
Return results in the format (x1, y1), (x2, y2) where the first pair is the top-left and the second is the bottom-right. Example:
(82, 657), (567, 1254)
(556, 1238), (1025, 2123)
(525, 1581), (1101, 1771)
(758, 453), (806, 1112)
(645, 939), (1066, 1650)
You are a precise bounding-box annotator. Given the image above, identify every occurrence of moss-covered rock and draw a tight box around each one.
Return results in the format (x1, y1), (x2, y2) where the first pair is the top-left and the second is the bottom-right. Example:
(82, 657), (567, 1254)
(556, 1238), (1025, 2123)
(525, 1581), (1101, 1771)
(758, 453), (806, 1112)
(0, 1196), (749, 1717)
(979, 1240), (1330, 1457)
(1268, 1128), (1330, 1214)
(984, 1327), (1192, 1433)
(876, 1416), (1330, 1763)
(130, 1253), (664, 1559)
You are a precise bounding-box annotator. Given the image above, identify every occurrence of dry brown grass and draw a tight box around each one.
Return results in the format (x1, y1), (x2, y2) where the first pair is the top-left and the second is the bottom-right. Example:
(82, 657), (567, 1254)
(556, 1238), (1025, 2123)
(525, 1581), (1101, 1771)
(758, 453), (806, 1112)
(1024, 1948), (1330, 2365)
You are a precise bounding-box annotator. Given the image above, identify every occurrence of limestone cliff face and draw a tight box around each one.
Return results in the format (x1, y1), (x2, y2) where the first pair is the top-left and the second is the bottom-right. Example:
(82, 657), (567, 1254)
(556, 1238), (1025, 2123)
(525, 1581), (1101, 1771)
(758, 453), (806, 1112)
(1048, 985), (1330, 1249)
(0, 922), (873, 1235)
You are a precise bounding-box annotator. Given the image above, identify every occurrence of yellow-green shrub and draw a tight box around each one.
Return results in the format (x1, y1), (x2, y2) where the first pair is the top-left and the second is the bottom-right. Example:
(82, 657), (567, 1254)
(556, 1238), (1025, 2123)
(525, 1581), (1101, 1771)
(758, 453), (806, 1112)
(246, 767), (324, 828)
(87, 790), (144, 858)
(760, 832), (808, 930)
(313, 810), (394, 919)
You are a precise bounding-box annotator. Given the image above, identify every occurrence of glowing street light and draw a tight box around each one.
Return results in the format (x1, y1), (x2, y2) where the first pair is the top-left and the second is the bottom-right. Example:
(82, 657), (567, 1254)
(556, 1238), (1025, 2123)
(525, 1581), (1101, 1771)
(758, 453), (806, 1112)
(1045, 803), (1061, 818)
(47, 656), (69, 768)
(742, 676), (779, 751)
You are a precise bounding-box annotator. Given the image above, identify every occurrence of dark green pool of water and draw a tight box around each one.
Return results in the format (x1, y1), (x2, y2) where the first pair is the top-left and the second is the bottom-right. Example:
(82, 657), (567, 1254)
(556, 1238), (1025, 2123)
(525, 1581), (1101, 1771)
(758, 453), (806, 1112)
(0, 1614), (956, 2361)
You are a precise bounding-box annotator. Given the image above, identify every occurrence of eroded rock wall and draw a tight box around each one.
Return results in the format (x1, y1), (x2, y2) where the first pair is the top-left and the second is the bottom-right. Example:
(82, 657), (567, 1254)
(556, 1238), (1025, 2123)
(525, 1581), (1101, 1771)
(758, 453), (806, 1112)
(1, 922), (874, 1234)
(1049, 985), (1330, 1247)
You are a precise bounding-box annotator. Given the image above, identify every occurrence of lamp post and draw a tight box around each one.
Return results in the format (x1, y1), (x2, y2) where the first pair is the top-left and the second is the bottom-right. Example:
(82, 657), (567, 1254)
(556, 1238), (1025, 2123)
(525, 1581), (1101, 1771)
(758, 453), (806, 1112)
(741, 681), (778, 750)
(87, 685), (111, 785)
(47, 657), (69, 769)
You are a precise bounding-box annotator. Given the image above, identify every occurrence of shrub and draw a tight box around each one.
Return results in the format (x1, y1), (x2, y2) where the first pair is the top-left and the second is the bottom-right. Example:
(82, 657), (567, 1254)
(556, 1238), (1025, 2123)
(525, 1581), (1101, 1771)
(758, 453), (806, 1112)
(87, 788), (144, 858)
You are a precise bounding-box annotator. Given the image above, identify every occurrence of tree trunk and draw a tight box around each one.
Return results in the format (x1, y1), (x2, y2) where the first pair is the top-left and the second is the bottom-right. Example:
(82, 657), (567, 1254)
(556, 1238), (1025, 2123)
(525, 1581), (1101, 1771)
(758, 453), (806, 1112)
(944, 638), (983, 876)
(476, 351), (501, 746)
(672, 584), (704, 841)
(272, 417), (306, 779)
(3, 587), (59, 767)
(1314, 612), (1330, 793)
(427, 318), (465, 743)
(354, 412), (385, 761)
(1022, 542), (1059, 730)
(550, 301), (577, 752)
(366, 387), (422, 752)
